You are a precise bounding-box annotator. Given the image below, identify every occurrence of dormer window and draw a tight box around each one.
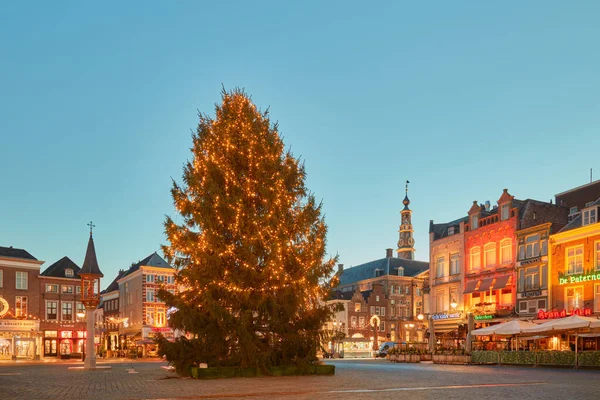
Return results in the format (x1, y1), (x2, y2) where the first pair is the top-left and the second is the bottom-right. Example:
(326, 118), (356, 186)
(397, 267), (404, 276)
(583, 207), (597, 226)
(448, 226), (455, 235)
(501, 203), (510, 220)
(471, 215), (478, 230)
(375, 269), (383, 277)
(65, 268), (74, 278)
(569, 206), (579, 215)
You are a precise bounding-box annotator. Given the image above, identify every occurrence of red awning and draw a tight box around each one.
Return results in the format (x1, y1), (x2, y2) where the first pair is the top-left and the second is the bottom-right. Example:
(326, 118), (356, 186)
(476, 278), (494, 293)
(463, 280), (479, 294)
(493, 275), (511, 290)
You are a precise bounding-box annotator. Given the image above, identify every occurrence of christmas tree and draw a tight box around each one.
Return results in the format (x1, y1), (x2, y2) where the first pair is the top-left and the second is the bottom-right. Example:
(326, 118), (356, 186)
(157, 88), (337, 374)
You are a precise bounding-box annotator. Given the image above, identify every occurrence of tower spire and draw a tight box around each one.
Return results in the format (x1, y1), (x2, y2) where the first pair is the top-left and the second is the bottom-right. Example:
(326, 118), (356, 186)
(397, 180), (415, 260)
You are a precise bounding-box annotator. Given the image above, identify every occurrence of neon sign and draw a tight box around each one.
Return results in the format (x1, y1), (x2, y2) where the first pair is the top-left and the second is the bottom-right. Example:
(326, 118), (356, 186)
(474, 315), (493, 320)
(537, 308), (592, 319)
(559, 273), (600, 285)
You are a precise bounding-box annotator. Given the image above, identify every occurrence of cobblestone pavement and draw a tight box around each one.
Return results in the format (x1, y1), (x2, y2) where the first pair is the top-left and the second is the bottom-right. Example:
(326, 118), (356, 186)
(0, 358), (598, 400)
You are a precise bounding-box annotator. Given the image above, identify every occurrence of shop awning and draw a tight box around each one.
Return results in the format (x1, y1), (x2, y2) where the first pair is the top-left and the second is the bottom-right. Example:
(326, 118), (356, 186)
(493, 275), (511, 290)
(433, 320), (460, 334)
(463, 280), (479, 294)
(476, 278), (494, 293)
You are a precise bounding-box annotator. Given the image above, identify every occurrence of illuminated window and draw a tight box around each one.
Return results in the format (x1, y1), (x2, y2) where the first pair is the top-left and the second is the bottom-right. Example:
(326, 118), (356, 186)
(65, 268), (74, 277)
(15, 271), (27, 290)
(499, 239), (512, 263)
(484, 243), (496, 267)
(358, 316), (365, 327)
(47, 301), (58, 320)
(146, 307), (155, 325)
(450, 253), (459, 275)
(62, 285), (73, 294)
(436, 256), (445, 278)
(15, 296), (28, 317)
(76, 302), (85, 316)
(566, 246), (584, 275)
(350, 316), (357, 328)
(470, 247), (481, 271)
(46, 284), (58, 293)
(566, 286), (583, 311)
(62, 302), (73, 321)
(155, 309), (166, 326)
(354, 303), (361, 312)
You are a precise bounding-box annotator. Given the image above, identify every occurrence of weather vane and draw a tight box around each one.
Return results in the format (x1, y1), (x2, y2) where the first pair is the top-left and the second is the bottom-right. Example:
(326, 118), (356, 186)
(405, 180), (410, 194)
(87, 221), (96, 236)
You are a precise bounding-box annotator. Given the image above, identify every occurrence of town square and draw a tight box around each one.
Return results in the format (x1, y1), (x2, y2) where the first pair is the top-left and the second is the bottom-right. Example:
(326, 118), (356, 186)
(2, 1), (600, 399)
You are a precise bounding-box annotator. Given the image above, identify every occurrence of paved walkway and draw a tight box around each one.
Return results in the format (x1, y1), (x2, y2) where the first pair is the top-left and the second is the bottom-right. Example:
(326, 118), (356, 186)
(0, 358), (599, 399)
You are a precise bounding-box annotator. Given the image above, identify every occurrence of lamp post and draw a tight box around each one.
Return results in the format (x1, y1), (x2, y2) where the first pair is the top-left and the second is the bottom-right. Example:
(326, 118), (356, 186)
(77, 311), (86, 361)
(79, 222), (104, 370)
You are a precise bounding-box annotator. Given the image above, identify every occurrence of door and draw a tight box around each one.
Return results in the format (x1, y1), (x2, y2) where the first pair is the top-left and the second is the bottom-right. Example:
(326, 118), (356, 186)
(44, 339), (57, 356)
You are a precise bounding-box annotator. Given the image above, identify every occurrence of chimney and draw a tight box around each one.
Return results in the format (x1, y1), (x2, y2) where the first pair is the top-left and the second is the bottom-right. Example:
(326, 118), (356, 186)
(386, 248), (394, 258)
(337, 264), (344, 274)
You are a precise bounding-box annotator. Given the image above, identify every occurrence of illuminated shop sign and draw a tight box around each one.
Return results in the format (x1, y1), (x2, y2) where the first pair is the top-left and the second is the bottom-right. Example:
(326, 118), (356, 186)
(537, 308), (592, 319)
(432, 312), (462, 320)
(559, 273), (600, 285)
(474, 315), (494, 320)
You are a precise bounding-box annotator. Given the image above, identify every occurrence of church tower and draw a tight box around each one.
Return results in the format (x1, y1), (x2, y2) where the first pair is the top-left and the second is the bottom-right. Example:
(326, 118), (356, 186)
(397, 180), (415, 260)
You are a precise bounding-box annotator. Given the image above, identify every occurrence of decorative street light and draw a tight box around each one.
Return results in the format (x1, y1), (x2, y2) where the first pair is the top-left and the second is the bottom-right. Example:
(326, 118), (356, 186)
(417, 314), (424, 321)
(79, 222), (104, 370)
(451, 299), (458, 310)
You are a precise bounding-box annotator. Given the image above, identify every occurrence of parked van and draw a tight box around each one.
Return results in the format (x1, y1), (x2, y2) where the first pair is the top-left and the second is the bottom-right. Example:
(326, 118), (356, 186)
(375, 342), (396, 357)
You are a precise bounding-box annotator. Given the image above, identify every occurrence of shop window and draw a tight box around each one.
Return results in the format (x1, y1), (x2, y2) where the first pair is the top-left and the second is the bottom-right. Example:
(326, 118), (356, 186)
(62, 302), (73, 321)
(566, 286), (584, 311)
(15, 271), (27, 290)
(484, 243), (496, 268)
(354, 303), (361, 312)
(47, 301), (58, 320)
(46, 284), (58, 293)
(500, 289), (512, 306)
(566, 246), (584, 275)
(470, 247), (481, 271)
(450, 253), (459, 275)
(15, 296), (27, 317)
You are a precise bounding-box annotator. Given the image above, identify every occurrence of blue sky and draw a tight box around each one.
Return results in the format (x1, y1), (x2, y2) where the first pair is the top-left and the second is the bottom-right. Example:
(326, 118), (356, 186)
(1, 1), (599, 288)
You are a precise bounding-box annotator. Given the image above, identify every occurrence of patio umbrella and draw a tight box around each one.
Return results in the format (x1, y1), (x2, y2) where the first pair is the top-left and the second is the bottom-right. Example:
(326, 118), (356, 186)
(523, 315), (600, 334)
(493, 320), (539, 335)
(428, 316), (436, 354)
(470, 324), (497, 336)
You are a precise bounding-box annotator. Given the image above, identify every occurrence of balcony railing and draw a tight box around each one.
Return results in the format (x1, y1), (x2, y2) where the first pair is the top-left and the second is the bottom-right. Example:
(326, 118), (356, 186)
(432, 275), (461, 286)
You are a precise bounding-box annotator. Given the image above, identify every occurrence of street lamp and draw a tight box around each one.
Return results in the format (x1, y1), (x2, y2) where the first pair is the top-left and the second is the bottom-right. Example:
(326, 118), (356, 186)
(417, 314), (424, 321)
(79, 222), (104, 370)
(451, 299), (458, 310)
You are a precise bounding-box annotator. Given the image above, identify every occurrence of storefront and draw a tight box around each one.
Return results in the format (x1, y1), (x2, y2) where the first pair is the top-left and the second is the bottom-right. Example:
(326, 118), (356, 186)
(139, 326), (173, 357)
(43, 328), (86, 359)
(0, 319), (41, 360)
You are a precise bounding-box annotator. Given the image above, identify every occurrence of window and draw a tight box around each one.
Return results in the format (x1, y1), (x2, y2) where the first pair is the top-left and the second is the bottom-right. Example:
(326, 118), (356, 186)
(62, 302), (73, 321)
(595, 284), (600, 313)
(46, 284), (58, 293)
(146, 307), (155, 325)
(390, 305), (395, 316)
(375, 306), (380, 316)
(146, 288), (155, 302)
(76, 286), (81, 294)
(448, 226), (455, 235)
(354, 303), (361, 312)
(46, 301), (58, 320)
(450, 253), (459, 275)
(525, 234), (541, 258)
(519, 299), (546, 314)
(375, 295), (380, 302)
(379, 321), (385, 332)
(497, 239), (511, 264)
(380, 307), (385, 317)
(167, 276), (174, 284)
(566, 286), (583, 311)
(583, 208), (597, 226)
(501, 204), (510, 220)
(155, 309), (166, 326)
(76, 302), (85, 316)
(566, 246), (584, 275)
(471, 215), (478, 230)
(65, 268), (74, 277)
(405, 286), (410, 295)
(15, 296), (27, 317)
(0, 269), (3, 288)
(436, 256), (445, 278)
(436, 290), (447, 312)
(62, 285), (73, 294)
(15, 271), (27, 290)
(358, 316), (365, 327)
(596, 242), (600, 270)
(370, 306), (375, 315)
(470, 247), (481, 271)
(524, 267), (540, 291)
(146, 274), (154, 283)
(484, 244), (496, 267)
(351, 316), (357, 328)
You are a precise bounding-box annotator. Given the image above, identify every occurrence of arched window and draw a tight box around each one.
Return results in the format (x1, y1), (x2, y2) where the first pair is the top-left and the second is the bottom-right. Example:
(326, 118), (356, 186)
(500, 239), (512, 264)
(484, 243), (497, 267)
(470, 247), (481, 271)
